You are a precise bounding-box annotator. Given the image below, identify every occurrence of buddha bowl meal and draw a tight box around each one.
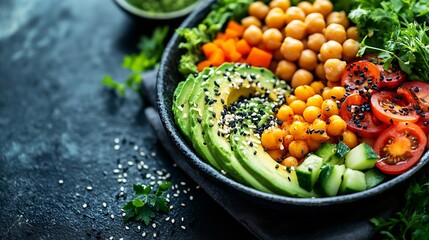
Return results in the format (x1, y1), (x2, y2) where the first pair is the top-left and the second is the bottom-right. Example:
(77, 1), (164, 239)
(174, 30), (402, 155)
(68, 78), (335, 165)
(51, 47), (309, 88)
(162, 0), (429, 198)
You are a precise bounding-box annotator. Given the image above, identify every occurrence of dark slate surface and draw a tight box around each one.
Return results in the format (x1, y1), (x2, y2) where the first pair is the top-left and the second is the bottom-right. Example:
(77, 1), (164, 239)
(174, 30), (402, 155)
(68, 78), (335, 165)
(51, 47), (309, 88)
(0, 0), (258, 239)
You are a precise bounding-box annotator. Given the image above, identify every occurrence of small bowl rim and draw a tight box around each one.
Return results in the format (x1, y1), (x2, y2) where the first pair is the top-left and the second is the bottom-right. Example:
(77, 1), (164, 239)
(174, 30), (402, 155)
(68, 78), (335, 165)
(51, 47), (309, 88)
(114, 0), (203, 20)
(157, 0), (429, 207)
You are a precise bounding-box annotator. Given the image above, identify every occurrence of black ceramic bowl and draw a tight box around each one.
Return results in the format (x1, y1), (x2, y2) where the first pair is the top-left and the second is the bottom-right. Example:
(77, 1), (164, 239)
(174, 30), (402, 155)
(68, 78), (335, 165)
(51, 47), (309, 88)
(157, 0), (429, 218)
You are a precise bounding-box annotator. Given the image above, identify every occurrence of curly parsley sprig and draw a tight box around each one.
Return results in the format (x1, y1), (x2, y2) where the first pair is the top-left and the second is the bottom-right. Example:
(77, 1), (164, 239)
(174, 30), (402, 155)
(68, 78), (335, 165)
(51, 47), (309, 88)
(122, 182), (172, 225)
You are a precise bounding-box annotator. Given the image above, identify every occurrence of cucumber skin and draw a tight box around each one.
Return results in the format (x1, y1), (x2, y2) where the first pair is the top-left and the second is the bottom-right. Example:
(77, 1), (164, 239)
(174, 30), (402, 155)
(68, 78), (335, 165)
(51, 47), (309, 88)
(315, 164), (346, 197)
(339, 168), (366, 195)
(365, 168), (387, 189)
(315, 143), (337, 162)
(296, 155), (323, 192)
(345, 142), (379, 170)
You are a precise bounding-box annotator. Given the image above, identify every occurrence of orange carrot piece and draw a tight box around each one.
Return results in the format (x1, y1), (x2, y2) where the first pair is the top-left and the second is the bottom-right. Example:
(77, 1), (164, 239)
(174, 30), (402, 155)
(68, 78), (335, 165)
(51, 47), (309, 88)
(226, 20), (245, 37)
(246, 47), (273, 68)
(236, 39), (252, 56)
(229, 51), (242, 62)
(225, 29), (240, 39)
(202, 42), (219, 58)
(197, 60), (212, 72)
(209, 49), (225, 66)
(213, 39), (225, 48)
(216, 32), (227, 41)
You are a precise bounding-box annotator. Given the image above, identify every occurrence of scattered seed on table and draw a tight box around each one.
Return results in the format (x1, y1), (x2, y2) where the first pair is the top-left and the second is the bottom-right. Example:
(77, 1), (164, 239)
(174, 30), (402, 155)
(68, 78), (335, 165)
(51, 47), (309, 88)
(151, 152), (156, 157)
(142, 232), (146, 237)
(110, 214), (115, 219)
(181, 225), (186, 230)
(190, 196), (194, 200)
(114, 145), (120, 150)
(86, 186), (93, 191)
(152, 223), (156, 229)
(58, 179), (64, 185)
(102, 202), (107, 208)
(114, 138), (120, 144)
(82, 203), (88, 208)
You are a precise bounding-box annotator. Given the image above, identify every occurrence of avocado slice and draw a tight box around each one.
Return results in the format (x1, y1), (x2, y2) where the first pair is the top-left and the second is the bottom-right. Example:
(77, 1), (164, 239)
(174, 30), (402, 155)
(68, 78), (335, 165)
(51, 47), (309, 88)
(173, 62), (317, 197)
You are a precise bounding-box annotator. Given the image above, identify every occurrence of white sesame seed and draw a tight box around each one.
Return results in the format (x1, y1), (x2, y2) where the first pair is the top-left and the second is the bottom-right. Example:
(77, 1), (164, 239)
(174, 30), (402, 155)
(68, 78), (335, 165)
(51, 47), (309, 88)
(152, 223), (156, 228)
(82, 203), (88, 208)
(120, 186), (124, 192)
(123, 172), (128, 177)
(196, 185), (200, 189)
(133, 145), (139, 151)
(140, 151), (146, 157)
(75, 193), (80, 197)
(151, 152), (156, 157)
(189, 196), (194, 201)
(86, 186), (93, 191)
(142, 232), (146, 237)
(143, 165), (149, 169)
(156, 170), (163, 176)
(125, 226), (129, 230)
(171, 219), (175, 224)
(181, 225), (186, 230)
(113, 169), (120, 174)
(173, 193), (179, 198)
(180, 182), (186, 186)
(173, 163), (177, 167)
(114, 138), (120, 144)
(103, 202), (107, 208)
(165, 217), (170, 221)
(127, 161), (133, 166)
(153, 233), (157, 238)
(119, 238), (123, 240)
(181, 203), (186, 207)
(109, 236), (113, 240)
(110, 214), (115, 219)
(114, 145), (120, 150)
(117, 164), (123, 169)
(122, 213), (126, 217)
(181, 217), (184, 222)
(58, 179), (64, 184)
(137, 225), (141, 230)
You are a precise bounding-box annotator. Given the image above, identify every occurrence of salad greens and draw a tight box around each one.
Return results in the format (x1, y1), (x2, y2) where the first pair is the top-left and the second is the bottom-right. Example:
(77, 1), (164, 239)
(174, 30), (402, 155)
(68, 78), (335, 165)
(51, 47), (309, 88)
(122, 182), (172, 225)
(126, 0), (198, 13)
(102, 26), (169, 96)
(348, 0), (429, 81)
(370, 172), (429, 240)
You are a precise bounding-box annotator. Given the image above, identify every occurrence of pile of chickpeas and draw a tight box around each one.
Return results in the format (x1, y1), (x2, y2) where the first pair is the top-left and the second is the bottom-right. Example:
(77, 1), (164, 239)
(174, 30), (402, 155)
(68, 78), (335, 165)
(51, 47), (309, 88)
(243, 0), (361, 166)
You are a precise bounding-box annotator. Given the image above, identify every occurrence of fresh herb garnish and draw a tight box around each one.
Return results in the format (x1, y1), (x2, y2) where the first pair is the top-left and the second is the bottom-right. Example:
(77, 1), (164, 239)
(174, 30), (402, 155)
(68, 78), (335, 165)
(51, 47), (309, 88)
(102, 26), (169, 96)
(122, 182), (172, 225)
(370, 173), (429, 240)
(348, 0), (429, 81)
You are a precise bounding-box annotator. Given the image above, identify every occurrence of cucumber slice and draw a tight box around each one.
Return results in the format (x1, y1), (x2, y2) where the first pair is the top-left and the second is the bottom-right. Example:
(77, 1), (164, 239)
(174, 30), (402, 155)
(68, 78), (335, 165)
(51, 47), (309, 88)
(339, 168), (366, 195)
(345, 142), (379, 170)
(315, 164), (346, 197)
(328, 142), (350, 165)
(365, 168), (387, 189)
(315, 143), (336, 162)
(296, 154), (323, 191)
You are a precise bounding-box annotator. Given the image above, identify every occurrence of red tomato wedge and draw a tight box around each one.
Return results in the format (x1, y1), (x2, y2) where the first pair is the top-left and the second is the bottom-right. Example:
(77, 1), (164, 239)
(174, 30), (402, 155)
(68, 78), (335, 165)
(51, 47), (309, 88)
(377, 64), (406, 89)
(374, 122), (427, 175)
(398, 81), (429, 133)
(341, 61), (381, 97)
(370, 91), (420, 124)
(340, 93), (389, 138)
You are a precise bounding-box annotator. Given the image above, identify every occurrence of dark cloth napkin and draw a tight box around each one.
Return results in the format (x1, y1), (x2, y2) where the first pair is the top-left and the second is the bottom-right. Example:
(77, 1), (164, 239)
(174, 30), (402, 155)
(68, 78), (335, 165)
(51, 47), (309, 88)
(142, 69), (396, 240)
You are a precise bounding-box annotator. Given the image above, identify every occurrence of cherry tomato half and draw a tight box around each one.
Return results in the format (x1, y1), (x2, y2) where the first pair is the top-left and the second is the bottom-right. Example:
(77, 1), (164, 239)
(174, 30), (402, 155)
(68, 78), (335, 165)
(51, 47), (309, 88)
(374, 122), (427, 175)
(377, 64), (406, 89)
(340, 93), (389, 138)
(341, 61), (381, 97)
(370, 91), (420, 124)
(398, 81), (429, 133)
(358, 54), (406, 89)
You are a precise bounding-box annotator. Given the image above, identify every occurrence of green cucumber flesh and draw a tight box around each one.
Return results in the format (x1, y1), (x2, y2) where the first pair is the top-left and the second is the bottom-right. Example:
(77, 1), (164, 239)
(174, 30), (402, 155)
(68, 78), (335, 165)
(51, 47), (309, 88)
(345, 142), (379, 170)
(296, 154), (323, 192)
(365, 168), (387, 189)
(315, 164), (346, 197)
(339, 168), (366, 195)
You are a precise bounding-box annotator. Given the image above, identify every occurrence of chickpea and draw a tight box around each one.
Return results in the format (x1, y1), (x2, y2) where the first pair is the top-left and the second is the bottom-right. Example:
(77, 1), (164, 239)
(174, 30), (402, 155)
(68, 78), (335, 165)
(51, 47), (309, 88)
(321, 99), (339, 117)
(294, 85), (315, 101)
(261, 127), (286, 150)
(289, 99), (307, 115)
(307, 33), (326, 52)
(324, 59), (347, 82)
(284, 6), (306, 24)
(298, 49), (318, 71)
(303, 106), (322, 123)
(313, 0), (333, 17)
(262, 28), (283, 50)
(265, 7), (286, 29)
(310, 81), (325, 95)
(319, 40), (343, 61)
(328, 86), (346, 100)
(286, 94), (298, 105)
(291, 69), (313, 88)
(347, 26), (359, 41)
(341, 130), (358, 148)
(276, 105), (294, 123)
(280, 156), (299, 167)
(283, 134), (294, 149)
(327, 11), (350, 29)
(306, 138), (322, 151)
(266, 149), (286, 161)
(289, 121), (308, 140)
(241, 16), (262, 28)
(325, 23), (347, 44)
(342, 39), (360, 61)
(280, 37), (304, 62)
(315, 63), (326, 80)
(297, 1), (315, 15)
(288, 140), (309, 159)
(275, 60), (297, 81)
(305, 13), (325, 34)
(306, 94), (324, 108)
(326, 115), (347, 136)
(309, 119), (330, 142)
(243, 25), (262, 46)
(321, 87), (332, 100)
(285, 20), (307, 40)
(249, 1), (270, 20)
(293, 114), (305, 123)
(269, 0), (291, 11)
